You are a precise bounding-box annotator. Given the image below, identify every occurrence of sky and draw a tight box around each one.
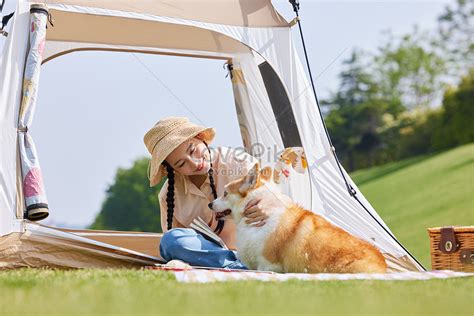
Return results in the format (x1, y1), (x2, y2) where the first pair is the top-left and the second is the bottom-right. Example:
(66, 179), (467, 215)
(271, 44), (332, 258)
(0, 0), (453, 228)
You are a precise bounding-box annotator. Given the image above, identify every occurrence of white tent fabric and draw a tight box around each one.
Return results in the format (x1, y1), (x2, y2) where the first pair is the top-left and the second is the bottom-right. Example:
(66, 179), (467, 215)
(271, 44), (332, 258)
(230, 54), (312, 209)
(0, 2), (30, 236)
(0, 0), (423, 271)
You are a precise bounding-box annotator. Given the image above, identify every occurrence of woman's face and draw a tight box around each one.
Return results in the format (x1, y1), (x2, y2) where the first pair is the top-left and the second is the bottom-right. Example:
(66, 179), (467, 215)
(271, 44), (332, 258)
(165, 137), (210, 176)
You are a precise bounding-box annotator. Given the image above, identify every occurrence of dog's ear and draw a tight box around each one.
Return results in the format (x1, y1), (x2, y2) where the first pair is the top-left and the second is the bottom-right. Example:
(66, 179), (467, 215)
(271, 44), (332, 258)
(259, 166), (272, 182)
(239, 163), (259, 194)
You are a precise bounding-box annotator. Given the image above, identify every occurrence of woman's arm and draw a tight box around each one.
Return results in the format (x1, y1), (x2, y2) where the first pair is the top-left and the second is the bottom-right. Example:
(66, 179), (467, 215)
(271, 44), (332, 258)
(225, 148), (292, 227)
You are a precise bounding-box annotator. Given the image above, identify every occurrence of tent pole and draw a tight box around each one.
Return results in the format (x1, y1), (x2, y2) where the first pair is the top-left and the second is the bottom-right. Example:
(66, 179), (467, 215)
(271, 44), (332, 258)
(288, 0), (426, 271)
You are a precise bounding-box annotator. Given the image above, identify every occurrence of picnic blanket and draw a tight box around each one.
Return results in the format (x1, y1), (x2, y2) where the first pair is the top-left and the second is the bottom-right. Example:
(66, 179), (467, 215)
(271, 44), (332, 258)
(146, 266), (474, 283)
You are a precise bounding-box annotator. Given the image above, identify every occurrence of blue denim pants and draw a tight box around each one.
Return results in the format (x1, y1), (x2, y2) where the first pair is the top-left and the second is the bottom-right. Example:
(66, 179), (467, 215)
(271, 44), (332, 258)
(159, 228), (248, 270)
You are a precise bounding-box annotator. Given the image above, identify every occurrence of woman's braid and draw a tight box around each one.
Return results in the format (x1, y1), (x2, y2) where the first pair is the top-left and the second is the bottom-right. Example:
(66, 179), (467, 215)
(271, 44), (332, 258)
(163, 161), (175, 231)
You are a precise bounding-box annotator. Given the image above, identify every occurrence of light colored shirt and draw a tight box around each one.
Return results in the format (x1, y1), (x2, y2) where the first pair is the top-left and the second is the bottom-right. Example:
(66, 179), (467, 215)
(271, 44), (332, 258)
(159, 146), (258, 233)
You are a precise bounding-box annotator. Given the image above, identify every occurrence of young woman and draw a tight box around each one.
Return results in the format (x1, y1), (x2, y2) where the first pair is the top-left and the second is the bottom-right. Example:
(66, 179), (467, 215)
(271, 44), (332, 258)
(143, 117), (286, 269)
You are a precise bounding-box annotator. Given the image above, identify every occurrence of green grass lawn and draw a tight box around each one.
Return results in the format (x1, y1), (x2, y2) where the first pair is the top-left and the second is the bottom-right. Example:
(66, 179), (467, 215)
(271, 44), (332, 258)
(1, 144), (473, 316)
(1, 269), (472, 316)
(353, 143), (474, 268)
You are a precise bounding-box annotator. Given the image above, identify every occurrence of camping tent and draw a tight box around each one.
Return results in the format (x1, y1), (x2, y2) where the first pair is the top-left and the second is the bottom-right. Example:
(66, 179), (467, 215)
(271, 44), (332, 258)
(0, 0), (424, 271)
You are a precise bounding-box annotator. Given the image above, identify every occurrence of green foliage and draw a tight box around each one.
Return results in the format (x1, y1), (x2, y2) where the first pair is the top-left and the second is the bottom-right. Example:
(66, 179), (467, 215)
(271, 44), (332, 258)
(433, 69), (474, 149)
(437, 0), (474, 76)
(90, 157), (165, 232)
(323, 1), (473, 171)
(387, 69), (474, 159)
(325, 50), (389, 170)
(388, 109), (444, 159)
(375, 29), (446, 111)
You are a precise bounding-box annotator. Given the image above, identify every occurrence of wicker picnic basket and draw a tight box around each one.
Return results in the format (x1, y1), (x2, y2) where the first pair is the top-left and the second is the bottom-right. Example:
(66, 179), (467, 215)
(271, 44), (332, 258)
(428, 226), (474, 272)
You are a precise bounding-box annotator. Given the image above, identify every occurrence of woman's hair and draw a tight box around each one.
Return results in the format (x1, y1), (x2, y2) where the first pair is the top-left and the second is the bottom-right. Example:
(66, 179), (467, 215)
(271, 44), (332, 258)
(163, 139), (218, 231)
(203, 140), (218, 200)
(162, 160), (175, 231)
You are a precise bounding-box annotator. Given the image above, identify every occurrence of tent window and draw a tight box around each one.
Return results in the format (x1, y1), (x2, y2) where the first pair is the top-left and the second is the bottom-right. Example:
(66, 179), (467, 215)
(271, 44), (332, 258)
(258, 61), (302, 148)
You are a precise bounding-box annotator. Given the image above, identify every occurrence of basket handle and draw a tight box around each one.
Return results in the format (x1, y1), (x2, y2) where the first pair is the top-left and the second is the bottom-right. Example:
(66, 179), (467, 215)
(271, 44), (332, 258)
(439, 226), (460, 254)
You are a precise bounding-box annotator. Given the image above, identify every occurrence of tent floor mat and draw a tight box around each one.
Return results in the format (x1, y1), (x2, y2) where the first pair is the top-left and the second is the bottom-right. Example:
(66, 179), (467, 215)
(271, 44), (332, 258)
(144, 266), (474, 283)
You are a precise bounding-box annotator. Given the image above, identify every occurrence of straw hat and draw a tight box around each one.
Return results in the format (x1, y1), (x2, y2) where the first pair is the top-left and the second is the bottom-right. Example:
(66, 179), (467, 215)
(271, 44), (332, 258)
(144, 117), (215, 187)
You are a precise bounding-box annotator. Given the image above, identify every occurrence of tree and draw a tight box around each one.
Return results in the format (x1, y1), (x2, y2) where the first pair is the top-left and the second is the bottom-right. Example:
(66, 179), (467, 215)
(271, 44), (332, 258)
(374, 28), (446, 111)
(433, 68), (474, 149)
(436, 0), (474, 78)
(323, 3), (472, 170)
(90, 157), (165, 232)
(324, 50), (386, 170)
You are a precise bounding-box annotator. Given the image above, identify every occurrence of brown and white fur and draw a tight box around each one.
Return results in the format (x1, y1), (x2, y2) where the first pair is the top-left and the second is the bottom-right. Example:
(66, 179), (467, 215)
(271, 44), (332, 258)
(209, 163), (387, 273)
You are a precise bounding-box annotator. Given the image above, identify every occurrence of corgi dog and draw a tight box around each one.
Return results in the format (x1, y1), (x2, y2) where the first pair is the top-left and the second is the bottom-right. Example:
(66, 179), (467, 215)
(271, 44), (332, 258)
(208, 163), (387, 273)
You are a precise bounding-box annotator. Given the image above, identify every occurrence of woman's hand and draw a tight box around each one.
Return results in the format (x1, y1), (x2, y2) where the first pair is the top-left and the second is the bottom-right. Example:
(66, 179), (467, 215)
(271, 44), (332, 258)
(243, 195), (291, 227)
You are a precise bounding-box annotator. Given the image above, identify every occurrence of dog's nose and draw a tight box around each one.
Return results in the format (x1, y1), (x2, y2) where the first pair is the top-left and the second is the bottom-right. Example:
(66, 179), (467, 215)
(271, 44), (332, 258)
(208, 202), (213, 209)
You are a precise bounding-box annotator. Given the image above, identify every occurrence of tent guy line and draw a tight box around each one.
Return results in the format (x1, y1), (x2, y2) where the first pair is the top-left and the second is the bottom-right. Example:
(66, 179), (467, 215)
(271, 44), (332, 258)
(314, 46), (349, 81)
(289, 0), (426, 270)
(131, 53), (207, 127)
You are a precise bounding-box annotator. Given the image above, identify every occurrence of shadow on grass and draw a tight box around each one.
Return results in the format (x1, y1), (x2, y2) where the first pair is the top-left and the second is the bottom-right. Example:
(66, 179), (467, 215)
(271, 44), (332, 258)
(351, 154), (434, 186)
(444, 157), (474, 172)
